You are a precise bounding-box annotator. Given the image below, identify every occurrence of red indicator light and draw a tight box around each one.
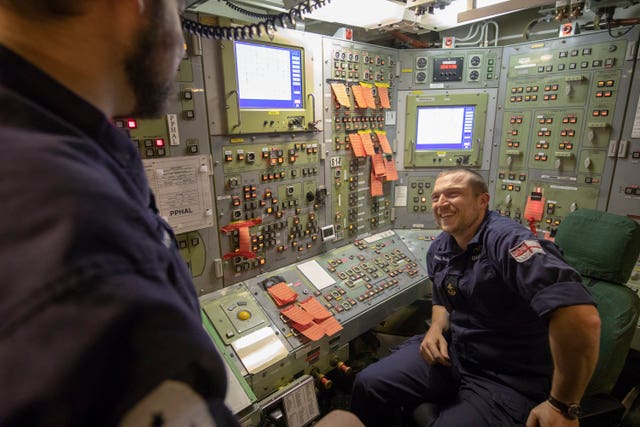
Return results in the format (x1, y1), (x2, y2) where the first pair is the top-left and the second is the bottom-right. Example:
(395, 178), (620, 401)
(127, 119), (137, 129)
(155, 139), (165, 147)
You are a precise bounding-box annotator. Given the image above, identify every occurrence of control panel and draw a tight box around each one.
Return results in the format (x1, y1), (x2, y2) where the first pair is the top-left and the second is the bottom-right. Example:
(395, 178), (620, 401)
(401, 48), (502, 89)
(491, 30), (638, 234)
(212, 133), (327, 285)
(116, 50), (223, 294)
(323, 38), (399, 242)
(201, 230), (429, 399)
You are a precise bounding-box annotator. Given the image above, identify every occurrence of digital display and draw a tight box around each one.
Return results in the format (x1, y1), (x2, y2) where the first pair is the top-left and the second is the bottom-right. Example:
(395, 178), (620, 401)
(234, 41), (304, 110)
(432, 57), (464, 82)
(415, 106), (475, 151)
(439, 62), (458, 70)
(320, 225), (336, 241)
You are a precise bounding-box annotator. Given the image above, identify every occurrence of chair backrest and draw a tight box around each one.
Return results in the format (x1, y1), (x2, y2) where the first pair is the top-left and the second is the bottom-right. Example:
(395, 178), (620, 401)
(554, 209), (640, 396)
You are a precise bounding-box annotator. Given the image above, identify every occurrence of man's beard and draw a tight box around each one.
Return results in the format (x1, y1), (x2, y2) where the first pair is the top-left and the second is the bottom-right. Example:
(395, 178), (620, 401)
(124, 4), (177, 118)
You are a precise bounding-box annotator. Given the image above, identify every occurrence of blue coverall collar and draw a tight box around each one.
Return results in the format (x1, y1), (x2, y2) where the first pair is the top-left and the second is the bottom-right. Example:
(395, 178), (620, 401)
(442, 209), (492, 255)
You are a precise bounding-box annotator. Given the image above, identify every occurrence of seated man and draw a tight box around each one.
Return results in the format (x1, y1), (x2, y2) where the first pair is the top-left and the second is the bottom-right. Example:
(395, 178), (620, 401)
(351, 169), (601, 427)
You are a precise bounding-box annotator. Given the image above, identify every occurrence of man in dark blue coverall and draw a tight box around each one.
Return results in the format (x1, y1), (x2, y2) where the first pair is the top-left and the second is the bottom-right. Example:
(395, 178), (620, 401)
(351, 169), (601, 427)
(0, 1), (361, 426)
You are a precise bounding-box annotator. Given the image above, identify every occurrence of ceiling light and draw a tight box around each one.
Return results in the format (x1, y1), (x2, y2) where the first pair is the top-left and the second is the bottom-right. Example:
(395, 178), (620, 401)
(307, 0), (406, 29)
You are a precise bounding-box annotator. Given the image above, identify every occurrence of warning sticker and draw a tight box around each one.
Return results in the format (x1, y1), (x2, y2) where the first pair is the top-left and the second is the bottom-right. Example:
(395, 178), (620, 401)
(509, 240), (545, 263)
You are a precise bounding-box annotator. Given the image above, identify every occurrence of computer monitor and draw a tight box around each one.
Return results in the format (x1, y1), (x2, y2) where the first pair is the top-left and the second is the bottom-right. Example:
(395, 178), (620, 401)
(403, 92), (488, 168)
(220, 39), (314, 134)
(234, 41), (304, 110)
(415, 105), (475, 151)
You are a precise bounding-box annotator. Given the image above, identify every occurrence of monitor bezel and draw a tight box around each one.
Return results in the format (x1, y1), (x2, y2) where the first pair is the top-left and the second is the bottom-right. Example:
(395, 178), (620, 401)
(233, 40), (305, 111)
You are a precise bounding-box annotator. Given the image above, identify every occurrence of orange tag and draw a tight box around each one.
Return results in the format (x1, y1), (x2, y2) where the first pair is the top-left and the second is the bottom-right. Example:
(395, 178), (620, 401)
(377, 86), (391, 109)
(360, 132), (376, 156)
(372, 153), (386, 177)
(361, 85), (377, 109)
(281, 304), (314, 325)
(351, 85), (368, 109)
(370, 170), (384, 197)
(318, 317), (343, 336)
(330, 82), (352, 108)
(349, 134), (366, 157)
(267, 282), (298, 307)
(376, 131), (393, 154)
(384, 157), (399, 181)
(299, 297), (332, 321)
(292, 321), (325, 341)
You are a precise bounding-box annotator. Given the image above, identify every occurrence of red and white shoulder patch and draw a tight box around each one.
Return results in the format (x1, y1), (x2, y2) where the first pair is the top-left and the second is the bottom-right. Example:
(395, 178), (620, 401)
(509, 240), (545, 263)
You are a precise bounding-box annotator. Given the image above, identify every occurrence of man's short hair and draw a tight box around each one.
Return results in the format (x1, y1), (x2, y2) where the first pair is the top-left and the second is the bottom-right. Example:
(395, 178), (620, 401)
(437, 168), (489, 196)
(0, 0), (87, 16)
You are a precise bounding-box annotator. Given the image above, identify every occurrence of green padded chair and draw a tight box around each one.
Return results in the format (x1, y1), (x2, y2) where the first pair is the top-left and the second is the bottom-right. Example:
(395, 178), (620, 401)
(554, 209), (640, 427)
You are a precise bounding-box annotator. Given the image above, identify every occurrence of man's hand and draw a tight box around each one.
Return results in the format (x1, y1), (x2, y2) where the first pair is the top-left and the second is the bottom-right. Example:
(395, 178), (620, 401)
(525, 400), (578, 427)
(419, 327), (451, 367)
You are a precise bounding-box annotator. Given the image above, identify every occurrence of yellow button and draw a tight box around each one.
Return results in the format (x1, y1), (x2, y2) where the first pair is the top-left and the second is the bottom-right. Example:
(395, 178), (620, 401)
(237, 310), (251, 321)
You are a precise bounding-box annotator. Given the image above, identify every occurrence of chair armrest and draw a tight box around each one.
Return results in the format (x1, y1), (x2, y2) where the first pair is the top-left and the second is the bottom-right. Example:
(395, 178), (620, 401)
(579, 394), (625, 427)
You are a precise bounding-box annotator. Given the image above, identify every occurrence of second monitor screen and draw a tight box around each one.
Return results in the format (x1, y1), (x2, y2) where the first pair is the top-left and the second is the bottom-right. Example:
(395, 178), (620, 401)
(415, 105), (475, 151)
(234, 41), (304, 110)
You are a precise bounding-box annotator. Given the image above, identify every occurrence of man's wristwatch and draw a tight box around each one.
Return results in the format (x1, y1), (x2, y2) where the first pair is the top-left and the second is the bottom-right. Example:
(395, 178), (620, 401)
(547, 395), (581, 420)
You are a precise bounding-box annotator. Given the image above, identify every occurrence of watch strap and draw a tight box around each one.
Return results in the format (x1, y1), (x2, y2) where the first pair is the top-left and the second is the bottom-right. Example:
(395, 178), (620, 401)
(547, 395), (580, 420)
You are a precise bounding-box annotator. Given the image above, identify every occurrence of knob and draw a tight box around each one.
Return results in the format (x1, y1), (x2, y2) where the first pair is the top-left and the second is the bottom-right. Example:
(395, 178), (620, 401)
(311, 368), (332, 390)
(583, 157), (592, 169)
(570, 202), (578, 212)
(505, 194), (512, 207)
(555, 158), (562, 170)
(331, 357), (353, 375)
(565, 84), (573, 97)
(587, 129), (595, 142)
(306, 191), (315, 202)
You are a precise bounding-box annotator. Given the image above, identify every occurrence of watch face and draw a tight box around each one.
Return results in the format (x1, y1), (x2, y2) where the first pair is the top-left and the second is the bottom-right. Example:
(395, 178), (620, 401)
(567, 404), (581, 419)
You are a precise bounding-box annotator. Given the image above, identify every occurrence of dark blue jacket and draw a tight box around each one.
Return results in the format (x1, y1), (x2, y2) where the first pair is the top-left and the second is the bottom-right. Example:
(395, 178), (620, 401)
(427, 210), (595, 402)
(0, 45), (238, 426)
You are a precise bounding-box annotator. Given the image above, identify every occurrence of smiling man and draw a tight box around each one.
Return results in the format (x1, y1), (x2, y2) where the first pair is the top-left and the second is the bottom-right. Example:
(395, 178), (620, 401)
(351, 169), (601, 427)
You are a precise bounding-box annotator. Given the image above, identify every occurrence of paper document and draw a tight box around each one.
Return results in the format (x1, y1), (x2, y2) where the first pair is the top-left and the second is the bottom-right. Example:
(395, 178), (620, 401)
(297, 260), (335, 290)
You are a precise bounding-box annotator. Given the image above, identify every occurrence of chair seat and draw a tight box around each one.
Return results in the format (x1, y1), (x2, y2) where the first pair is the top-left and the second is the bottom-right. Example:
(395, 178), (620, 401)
(412, 402), (438, 427)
